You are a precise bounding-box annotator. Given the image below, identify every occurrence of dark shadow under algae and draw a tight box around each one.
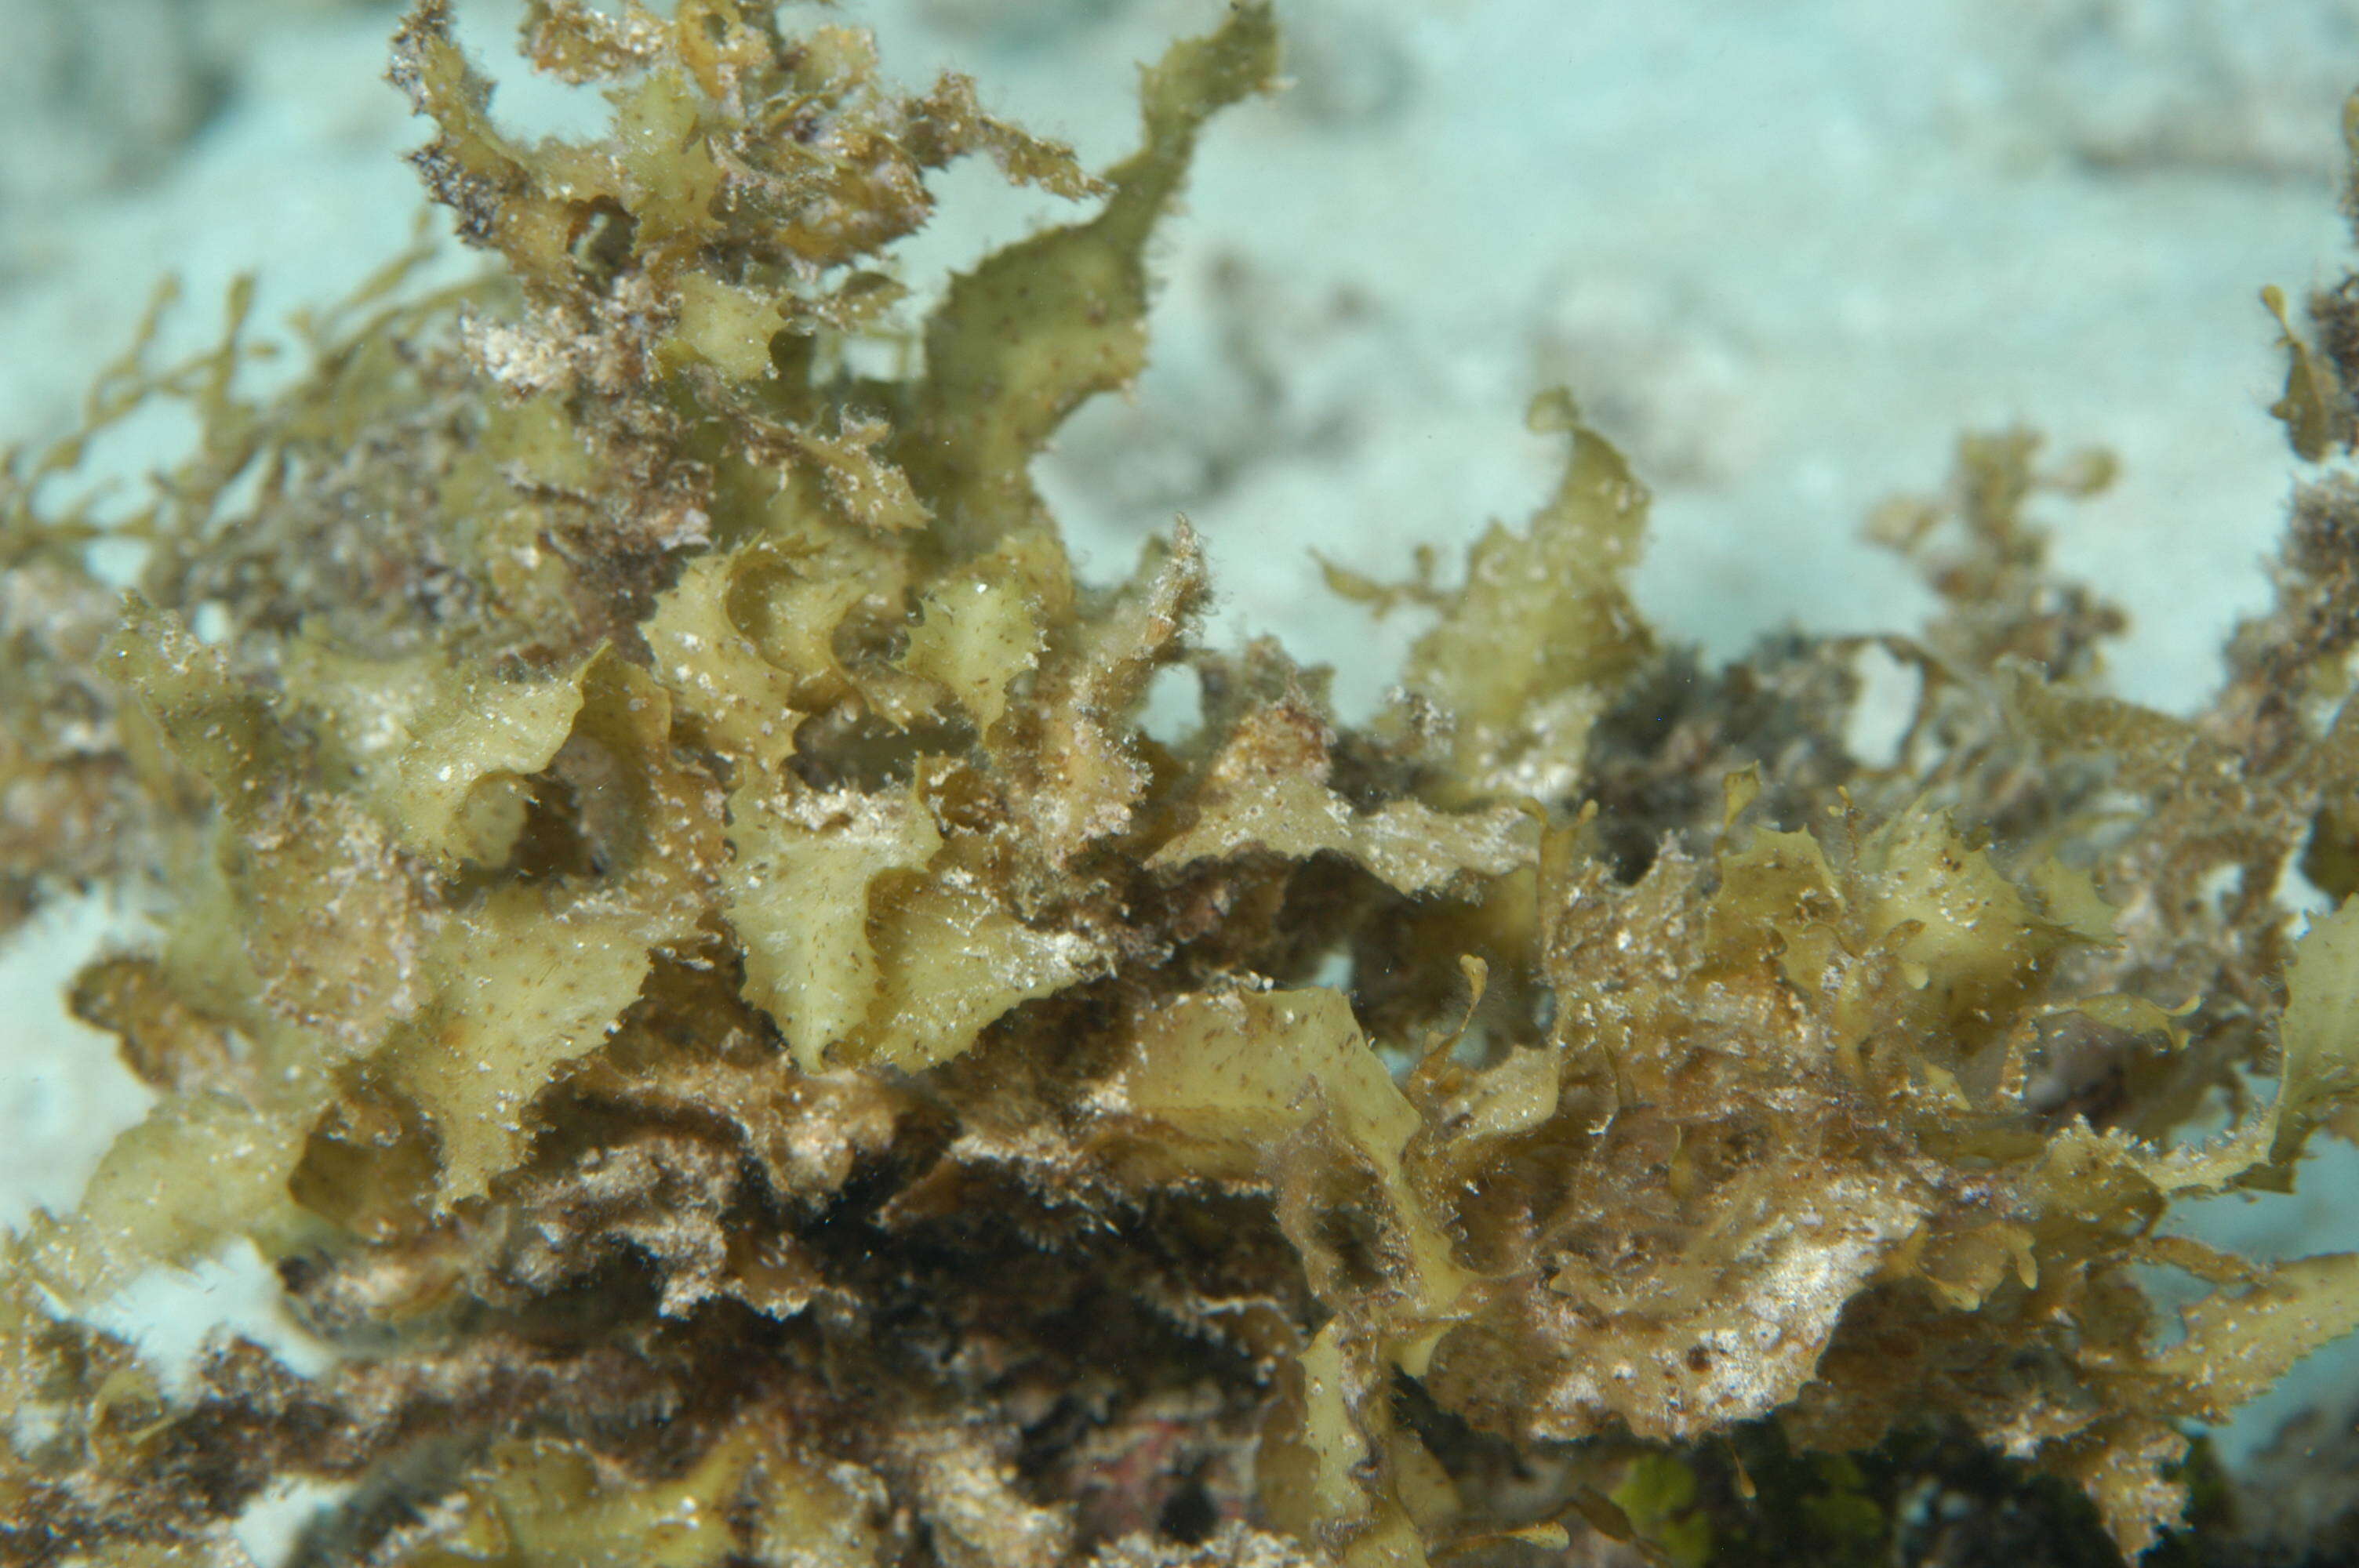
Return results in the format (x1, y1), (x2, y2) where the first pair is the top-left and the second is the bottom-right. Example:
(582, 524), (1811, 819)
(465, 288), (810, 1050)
(9, 3), (2359, 1564)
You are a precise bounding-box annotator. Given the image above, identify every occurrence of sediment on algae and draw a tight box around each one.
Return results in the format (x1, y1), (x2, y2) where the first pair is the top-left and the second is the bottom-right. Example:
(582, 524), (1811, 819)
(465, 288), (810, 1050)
(8, 3), (2359, 1565)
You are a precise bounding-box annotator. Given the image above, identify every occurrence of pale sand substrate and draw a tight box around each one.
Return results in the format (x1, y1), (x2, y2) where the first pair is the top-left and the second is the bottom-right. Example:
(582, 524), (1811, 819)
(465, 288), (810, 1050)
(4, 0), (2357, 1502)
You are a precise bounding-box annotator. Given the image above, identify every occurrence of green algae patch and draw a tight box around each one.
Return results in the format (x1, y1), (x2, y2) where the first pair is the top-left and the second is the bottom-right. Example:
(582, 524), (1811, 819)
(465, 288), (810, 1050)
(1402, 389), (1653, 802)
(11, 5), (2359, 1568)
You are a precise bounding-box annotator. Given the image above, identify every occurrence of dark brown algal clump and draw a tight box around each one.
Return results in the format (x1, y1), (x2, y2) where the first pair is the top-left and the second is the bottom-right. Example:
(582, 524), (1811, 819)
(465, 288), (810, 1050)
(9, 4), (2359, 1566)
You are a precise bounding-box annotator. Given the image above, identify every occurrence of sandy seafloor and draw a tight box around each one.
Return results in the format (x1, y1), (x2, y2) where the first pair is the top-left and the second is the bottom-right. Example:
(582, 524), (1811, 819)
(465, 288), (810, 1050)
(8, 0), (2359, 1545)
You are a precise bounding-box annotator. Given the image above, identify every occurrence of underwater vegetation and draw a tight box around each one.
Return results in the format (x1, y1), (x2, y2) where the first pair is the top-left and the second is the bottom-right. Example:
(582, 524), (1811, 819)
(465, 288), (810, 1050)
(11, 2), (2359, 1563)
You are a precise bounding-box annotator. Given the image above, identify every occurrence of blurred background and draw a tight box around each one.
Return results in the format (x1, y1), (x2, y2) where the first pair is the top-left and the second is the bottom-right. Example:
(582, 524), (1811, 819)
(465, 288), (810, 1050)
(4, 0), (2358, 1512)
